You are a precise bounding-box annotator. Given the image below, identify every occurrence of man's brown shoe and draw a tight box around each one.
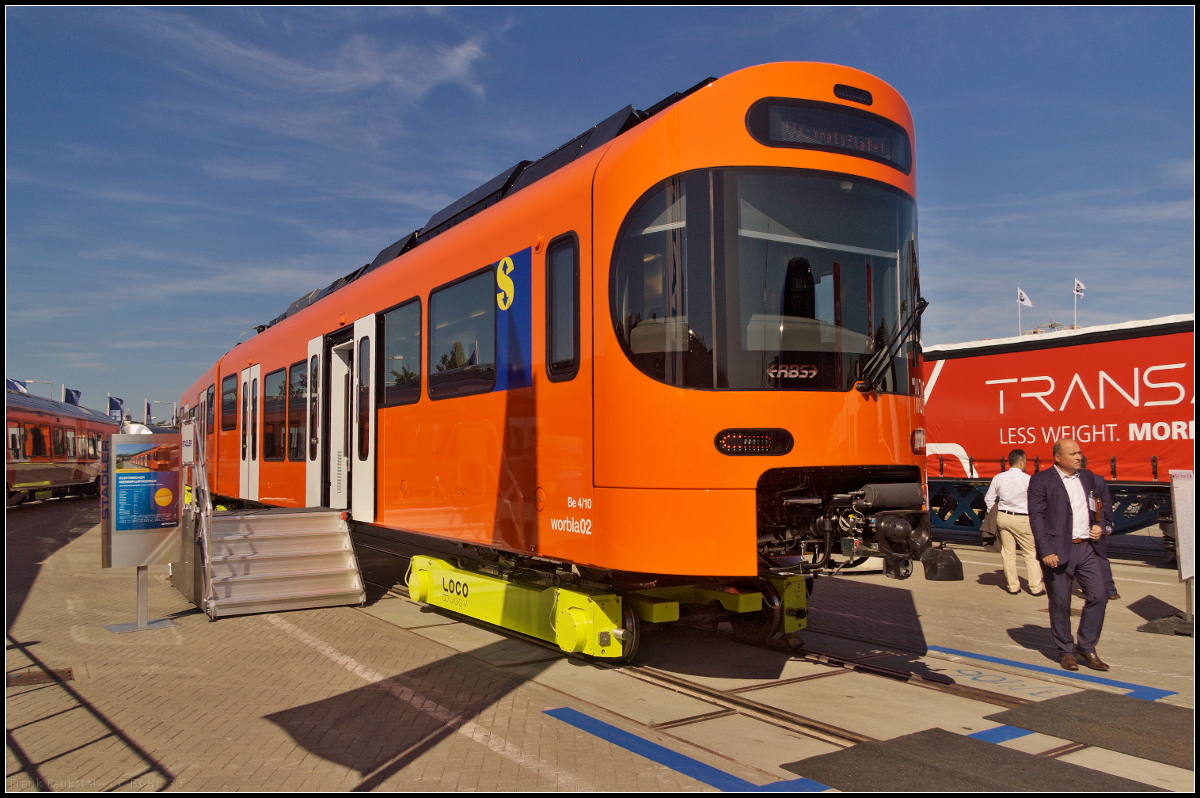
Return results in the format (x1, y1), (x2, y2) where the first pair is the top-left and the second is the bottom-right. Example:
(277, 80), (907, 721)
(1059, 654), (1079, 671)
(1075, 649), (1110, 671)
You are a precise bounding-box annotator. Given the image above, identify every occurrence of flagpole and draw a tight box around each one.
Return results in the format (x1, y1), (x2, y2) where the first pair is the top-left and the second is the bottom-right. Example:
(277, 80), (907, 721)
(1018, 298), (1022, 336)
(1074, 291), (1077, 328)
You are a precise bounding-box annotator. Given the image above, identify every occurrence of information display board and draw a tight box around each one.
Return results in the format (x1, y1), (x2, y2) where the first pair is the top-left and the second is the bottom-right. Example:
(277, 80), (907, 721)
(101, 433), (182, 568)
(1170, 470), (1194, 583)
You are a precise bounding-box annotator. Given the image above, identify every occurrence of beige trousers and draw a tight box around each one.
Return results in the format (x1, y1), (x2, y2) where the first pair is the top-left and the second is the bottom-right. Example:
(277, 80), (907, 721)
(997, 512), (1043, 593)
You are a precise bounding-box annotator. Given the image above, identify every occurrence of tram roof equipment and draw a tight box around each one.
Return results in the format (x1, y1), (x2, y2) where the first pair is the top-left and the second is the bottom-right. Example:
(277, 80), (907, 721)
(261, 76), (716, 331)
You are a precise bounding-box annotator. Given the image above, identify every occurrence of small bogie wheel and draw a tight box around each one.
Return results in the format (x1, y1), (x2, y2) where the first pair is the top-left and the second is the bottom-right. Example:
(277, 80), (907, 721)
(729, 578), (782, 646)
(607, 598), (641, 666)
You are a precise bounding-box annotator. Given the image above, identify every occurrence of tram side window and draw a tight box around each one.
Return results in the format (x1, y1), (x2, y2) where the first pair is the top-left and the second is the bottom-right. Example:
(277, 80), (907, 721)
(546, 235), (580, 381)
(65, 429), (77, 458)
(428, 271), (496, 399)
(287, 361), (307, 461)
(26, 424), (48, 457)
(206, 384), (216, 434)
(52, 426), (67, 457)
(221, 375), (238, 431)
(611, 175), (715, 389)
(262, 369), (286, 461)
(87, 432), (98, 459)
(358, 337), (371, 461)
(309, 355), (320, 461)
(7, 422), (25, 461)
(251, 377), (259, 461)
(380, 300), (421, 406)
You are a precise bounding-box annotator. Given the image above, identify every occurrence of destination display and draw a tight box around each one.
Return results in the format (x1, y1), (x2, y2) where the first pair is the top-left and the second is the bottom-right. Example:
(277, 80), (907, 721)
(746, 98), (912, 173)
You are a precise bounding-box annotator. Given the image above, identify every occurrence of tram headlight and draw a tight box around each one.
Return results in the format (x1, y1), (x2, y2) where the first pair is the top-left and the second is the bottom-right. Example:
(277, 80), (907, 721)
(911, 427), (926, 454)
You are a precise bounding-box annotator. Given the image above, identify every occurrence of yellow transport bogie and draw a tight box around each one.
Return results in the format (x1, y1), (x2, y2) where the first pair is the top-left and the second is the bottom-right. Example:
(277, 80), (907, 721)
(406, 555), (811, 660)
(407, 555), (626, 659)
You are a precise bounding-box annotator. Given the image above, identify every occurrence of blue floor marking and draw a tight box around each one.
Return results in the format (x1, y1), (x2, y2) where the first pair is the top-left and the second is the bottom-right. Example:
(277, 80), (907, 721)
(968, 725), (1035, 744)
(544, 707), (830, 792)
(927, 645), (1177, 701)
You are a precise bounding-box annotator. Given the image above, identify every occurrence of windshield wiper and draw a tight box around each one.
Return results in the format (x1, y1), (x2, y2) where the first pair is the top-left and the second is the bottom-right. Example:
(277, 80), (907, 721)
(855, 297), (928, 394)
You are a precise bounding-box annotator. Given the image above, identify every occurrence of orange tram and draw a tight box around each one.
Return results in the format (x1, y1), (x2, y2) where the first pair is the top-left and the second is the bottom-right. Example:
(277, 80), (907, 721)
(180, 62), (959, 660)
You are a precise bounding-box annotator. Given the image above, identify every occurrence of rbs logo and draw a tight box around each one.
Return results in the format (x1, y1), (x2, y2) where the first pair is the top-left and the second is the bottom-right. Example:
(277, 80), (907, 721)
(768, 364), (818, 379)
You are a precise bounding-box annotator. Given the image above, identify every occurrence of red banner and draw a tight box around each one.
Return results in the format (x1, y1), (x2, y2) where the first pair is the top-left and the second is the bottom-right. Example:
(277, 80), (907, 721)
(924, 329), (1193, 483)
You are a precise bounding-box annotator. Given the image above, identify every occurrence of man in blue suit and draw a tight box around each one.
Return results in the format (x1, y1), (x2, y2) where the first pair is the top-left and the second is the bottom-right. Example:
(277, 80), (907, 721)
(1028, 438), (1114, 671)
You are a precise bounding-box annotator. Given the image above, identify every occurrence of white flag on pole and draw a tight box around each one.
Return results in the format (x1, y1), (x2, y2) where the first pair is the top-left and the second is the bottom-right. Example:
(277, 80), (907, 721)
(1074, 278), (1085, 297)
(1017, 288), (1033, 307)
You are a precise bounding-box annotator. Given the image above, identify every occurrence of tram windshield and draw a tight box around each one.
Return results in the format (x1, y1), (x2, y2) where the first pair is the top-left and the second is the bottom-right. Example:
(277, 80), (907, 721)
(611, 168), (920, 394)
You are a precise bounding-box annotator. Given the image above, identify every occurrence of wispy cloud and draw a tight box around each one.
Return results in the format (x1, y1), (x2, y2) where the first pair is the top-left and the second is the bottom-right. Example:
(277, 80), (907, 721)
(122, 10), (487, 150)
(202, 156), (288, 181)
(133, 10), (485, 98)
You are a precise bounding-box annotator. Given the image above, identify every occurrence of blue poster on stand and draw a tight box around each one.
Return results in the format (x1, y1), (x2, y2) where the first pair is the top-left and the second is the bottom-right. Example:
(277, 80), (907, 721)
(102, 434), (182, 568)
(114, 471), (180, 531)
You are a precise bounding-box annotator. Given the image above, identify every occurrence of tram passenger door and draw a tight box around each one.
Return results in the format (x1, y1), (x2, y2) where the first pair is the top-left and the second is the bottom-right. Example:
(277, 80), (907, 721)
(305, 336), (323, 507)
(322, 316), (376, 518)
(350, 314), (376, 523)
(326, 336), (353, 511)
(238, 364), (261, 501)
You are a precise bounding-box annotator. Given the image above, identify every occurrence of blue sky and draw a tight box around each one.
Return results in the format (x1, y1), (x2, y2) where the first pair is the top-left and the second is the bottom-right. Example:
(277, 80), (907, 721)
(6, 7), (1194, 417)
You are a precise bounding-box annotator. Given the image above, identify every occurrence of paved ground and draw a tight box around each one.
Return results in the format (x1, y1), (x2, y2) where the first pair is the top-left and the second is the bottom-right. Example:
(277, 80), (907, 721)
(806, 545), (1195, 709)
(6, 497), (1194, 791)
(6, 499), (716, 792)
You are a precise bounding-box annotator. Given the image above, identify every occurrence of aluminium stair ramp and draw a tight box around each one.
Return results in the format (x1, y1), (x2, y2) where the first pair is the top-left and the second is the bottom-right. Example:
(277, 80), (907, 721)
(204, 507), (365, 619)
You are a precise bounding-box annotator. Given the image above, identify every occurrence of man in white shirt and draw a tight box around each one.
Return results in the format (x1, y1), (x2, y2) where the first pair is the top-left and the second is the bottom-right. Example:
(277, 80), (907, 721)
(984, 449), (1043, 596)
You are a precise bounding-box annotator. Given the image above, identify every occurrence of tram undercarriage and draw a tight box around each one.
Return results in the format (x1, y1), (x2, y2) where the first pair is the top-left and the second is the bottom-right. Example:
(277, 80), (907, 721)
(755, 466), (960, 582)
(405, 551), (812, 665)
(401, 466), (962, 664)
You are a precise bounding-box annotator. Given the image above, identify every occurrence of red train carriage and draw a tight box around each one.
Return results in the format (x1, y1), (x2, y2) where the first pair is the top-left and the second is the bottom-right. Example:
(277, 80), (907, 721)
(6, 390), (120, 505)
(923, 315), (1194, 537)
(120, 443), (181, 472)
(181, 63), (955, 656)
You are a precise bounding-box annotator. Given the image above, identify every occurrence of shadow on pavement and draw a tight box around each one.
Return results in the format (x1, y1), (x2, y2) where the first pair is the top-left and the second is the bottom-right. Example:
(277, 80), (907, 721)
(263, 640), (558, 791)
(6, 634), (177, 790)
(1127, 595), (1183, 622)
(1005, 623), (1060, 662)
(637, 626), (791, 681)
(805, 577), (927, 654)
(6, 497), (100, 632)
(974, 569), (1007, 588)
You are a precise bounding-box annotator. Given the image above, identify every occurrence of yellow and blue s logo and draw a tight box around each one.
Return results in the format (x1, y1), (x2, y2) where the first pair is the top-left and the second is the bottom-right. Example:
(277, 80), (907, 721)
(496, 256), (515, 310)
(494, 249), (531, 391)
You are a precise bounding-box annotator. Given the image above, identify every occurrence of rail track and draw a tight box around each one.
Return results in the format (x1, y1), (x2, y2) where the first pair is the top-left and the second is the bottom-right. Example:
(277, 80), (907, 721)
(358, 548), (1099, 774)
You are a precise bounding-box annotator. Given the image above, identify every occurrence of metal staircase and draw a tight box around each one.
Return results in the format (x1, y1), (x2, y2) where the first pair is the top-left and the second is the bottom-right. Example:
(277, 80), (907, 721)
(172, 422), (364, 619)
(205, 507), (365, 618)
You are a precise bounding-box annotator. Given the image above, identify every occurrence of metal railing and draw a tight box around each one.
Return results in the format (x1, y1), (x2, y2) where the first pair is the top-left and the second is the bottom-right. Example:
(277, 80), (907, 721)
(187, 426), (216, 613)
